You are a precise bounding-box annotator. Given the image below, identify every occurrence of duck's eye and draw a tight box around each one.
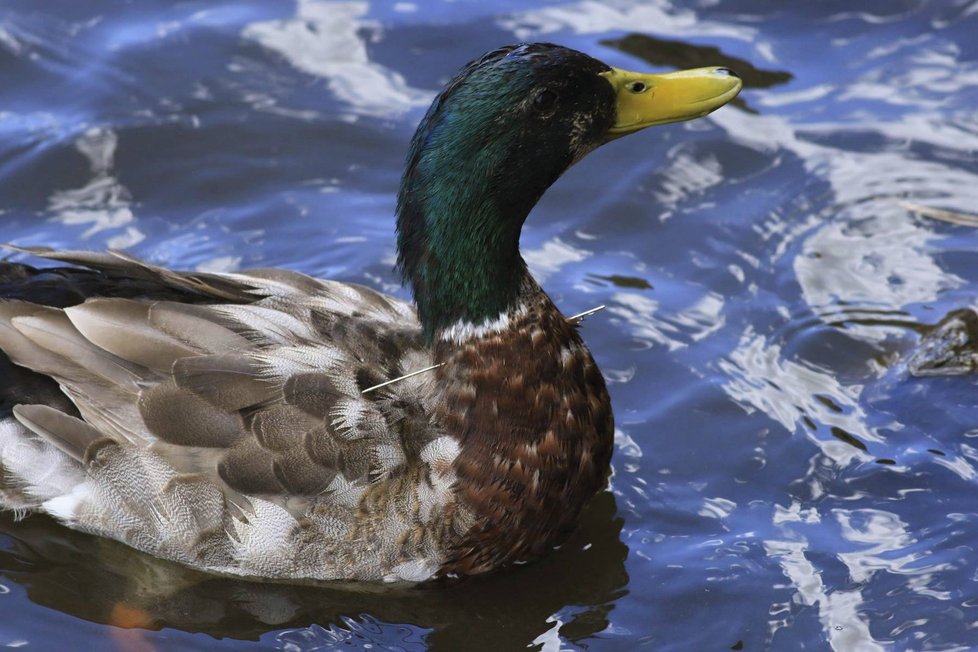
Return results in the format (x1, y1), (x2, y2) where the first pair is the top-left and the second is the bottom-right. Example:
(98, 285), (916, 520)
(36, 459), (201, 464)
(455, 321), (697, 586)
(533, 90), (558, 114)
(627, 81), (649, 94)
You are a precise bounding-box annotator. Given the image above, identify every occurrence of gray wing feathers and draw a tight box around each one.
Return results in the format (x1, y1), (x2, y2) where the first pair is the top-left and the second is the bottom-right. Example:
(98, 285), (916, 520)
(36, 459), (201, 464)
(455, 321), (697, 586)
(65, 300), (200, 371)
(1, 303), (142, 391)
(0, 252), (456, 580)
(11, 404), (105, 462)
(0, 260), (429, 506)
(172, 354), (278, 411)
(151, 303), (253, 353)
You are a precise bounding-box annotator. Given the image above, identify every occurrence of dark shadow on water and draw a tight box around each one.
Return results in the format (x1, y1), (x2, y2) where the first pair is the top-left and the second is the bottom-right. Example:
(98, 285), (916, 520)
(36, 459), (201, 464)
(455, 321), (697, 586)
(587, 273), (654, 290)
(0, 491), (628, 650)
(601, 33), (793, 113)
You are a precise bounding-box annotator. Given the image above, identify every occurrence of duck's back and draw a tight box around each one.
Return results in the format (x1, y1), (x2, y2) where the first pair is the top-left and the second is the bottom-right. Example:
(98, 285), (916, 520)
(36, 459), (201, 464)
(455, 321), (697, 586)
(0, 248), (468, 582)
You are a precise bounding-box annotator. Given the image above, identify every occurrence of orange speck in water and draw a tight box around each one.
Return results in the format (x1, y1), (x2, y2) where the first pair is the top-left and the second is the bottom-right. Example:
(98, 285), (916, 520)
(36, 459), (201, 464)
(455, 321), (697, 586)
(108, 603), (156, 652)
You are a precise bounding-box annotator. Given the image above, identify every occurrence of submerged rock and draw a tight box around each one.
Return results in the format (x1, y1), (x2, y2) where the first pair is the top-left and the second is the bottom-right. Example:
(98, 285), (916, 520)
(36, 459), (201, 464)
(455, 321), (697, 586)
(909, 309), (978, 377)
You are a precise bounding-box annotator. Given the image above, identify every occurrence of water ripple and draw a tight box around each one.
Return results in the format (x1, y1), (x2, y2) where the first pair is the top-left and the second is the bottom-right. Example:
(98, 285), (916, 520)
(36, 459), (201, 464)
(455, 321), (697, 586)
(2, 0), (978, 650)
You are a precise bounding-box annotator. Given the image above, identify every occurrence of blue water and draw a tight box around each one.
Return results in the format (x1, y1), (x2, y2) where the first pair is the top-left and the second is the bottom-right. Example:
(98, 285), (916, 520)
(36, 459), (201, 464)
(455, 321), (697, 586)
(2, 1), (978, 650)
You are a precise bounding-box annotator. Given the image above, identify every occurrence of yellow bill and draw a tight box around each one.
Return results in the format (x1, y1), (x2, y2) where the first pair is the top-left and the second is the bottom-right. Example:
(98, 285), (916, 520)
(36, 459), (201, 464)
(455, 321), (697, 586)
(601, 66), (742, 137)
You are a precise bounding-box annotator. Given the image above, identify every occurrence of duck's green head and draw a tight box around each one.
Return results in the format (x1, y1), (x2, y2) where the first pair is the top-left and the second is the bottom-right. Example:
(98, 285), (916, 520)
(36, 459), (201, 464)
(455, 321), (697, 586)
(396, 43), (741, 341)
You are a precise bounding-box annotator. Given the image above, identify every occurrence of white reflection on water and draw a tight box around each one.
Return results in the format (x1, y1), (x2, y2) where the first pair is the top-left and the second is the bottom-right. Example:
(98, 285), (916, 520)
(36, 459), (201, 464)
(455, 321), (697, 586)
(835, 509), (918, 582)
(794, 200), (958, 344)
(719, 329), (880, 465)
(764, 539), (886, 652)
(843, 44), (978, 108)
(773, 500), (821, 525)
(243, 0), (433, 118)
(500, 0), (756, 42)
(607, 292), (673, 351)
(195, 255), (242, 273)
(524, 236), (591, 282)
(766, 500), (956, 648)
(47, 127), (145, 249)
(677, 292), (725, 343)
(0, 25), (23, 55)
(835, 508), (956, 603)
(758, 84), (835, 108)
(609, 290), (725, 351)
(529, 614), (567, 652)
(938, 445), (978, 482)
(653, 149), (725, 214)
(698, 496), (736, 520)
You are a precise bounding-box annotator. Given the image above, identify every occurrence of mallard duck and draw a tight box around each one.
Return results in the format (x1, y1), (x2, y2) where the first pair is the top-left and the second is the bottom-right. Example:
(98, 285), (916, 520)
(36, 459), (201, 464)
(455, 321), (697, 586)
(0, 43), (740, 582)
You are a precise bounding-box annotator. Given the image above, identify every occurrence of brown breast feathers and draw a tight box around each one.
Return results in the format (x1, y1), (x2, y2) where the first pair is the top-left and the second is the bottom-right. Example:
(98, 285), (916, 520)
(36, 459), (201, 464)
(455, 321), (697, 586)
(434, 293), (614, 575)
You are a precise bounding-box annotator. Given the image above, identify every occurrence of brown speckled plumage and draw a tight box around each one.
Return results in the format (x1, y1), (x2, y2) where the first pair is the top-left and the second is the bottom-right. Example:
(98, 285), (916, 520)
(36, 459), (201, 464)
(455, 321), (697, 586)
(435, 280), (614, 575)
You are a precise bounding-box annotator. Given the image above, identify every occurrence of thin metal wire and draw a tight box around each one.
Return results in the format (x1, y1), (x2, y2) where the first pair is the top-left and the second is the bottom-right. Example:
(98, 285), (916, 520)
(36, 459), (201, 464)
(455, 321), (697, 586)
(567, 304), (606, 322)
(361, 363), (445, 394)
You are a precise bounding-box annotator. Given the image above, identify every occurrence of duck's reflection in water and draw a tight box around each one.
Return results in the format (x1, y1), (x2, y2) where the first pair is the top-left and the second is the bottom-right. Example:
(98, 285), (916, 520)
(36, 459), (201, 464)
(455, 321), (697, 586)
(0, 491), (628, 649)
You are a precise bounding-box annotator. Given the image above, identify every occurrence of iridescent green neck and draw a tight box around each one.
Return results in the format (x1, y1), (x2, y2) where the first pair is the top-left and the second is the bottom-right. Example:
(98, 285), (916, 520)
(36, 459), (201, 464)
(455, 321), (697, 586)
(396, 141), (538, 341)
(395, 72), (566, 341)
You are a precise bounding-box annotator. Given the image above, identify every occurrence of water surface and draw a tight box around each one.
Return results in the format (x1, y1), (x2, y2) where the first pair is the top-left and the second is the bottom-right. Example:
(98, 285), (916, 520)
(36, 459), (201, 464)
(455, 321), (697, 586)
(2, 0), (978, 649)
